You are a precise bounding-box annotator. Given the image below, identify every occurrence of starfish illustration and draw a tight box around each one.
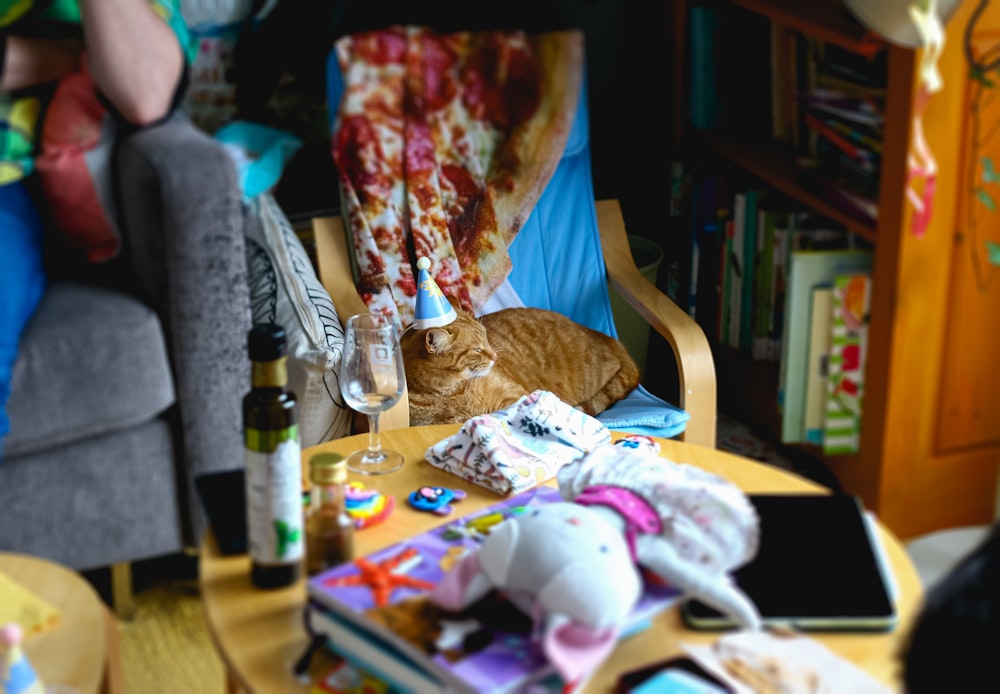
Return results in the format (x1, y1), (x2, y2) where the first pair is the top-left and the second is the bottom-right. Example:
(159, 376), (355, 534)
(322, 547), (434, 606)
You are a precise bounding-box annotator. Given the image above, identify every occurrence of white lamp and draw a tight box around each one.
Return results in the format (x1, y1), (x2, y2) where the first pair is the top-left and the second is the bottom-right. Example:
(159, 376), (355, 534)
(844, 0), (961, 47)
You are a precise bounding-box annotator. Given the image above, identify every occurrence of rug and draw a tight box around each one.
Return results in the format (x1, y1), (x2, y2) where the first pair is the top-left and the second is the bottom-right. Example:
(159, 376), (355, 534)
(115, 580), (225, 694)
(83, 556), (225, 694)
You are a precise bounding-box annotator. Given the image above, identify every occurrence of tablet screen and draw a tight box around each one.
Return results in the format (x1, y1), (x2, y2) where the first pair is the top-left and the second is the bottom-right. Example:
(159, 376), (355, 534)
(681, 493), (897, 631)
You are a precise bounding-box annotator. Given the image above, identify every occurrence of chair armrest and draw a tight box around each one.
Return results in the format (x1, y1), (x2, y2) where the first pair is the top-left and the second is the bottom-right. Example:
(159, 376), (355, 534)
(313, 216), (411, 432)
(596, 199), (717, 447)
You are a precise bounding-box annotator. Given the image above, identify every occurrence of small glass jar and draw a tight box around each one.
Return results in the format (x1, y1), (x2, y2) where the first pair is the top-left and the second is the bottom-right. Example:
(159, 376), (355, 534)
(305, 452), (355, 576)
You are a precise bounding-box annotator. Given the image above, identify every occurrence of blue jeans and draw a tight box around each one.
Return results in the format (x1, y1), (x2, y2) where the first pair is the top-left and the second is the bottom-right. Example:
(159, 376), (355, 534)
(0, 180), (46, 460)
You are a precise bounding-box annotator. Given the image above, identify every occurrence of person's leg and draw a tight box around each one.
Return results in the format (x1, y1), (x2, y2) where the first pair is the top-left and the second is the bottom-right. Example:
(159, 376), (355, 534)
(0, 180), (47, 459)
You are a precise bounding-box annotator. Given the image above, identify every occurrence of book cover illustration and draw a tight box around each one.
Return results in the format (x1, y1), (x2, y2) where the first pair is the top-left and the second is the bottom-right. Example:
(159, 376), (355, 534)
(306, 485), (680, 693)
(823, 273), (872, 455)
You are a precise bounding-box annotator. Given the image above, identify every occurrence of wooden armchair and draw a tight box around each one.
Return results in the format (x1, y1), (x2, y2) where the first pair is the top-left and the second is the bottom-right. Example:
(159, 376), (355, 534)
(312, 199), (717, 448)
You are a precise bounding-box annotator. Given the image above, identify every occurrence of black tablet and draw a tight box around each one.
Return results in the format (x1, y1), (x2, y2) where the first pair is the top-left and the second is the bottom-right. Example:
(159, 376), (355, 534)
(681, 493), (897, 631)
(194, 468), (248, 555)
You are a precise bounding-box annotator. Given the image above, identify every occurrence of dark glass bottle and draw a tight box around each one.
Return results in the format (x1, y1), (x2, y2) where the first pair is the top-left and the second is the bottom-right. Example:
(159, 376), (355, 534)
(243, 323), (303, 589)
(305, 452), (355, 576)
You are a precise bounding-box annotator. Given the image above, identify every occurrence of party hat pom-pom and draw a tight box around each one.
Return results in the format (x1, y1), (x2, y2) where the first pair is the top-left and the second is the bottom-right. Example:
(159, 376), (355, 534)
(2, 623), (45, 694)
(411, 256), (457, 330)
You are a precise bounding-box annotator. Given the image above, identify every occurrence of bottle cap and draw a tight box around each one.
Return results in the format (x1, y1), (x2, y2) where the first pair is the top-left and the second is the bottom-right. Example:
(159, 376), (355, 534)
(248, 323), (288, 361)
(310, 452), (347, 484)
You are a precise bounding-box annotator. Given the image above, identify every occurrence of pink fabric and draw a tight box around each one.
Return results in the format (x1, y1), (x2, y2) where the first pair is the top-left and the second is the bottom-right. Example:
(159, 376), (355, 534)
(429, 550), (483, 611)
(574, 484), (662, 561)
(543, 619), (618, 686)
(35, 64), (120, 262)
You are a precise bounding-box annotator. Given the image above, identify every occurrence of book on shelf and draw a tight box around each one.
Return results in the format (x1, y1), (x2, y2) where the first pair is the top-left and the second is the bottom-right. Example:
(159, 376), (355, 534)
(779, 248), (873, 444)
(726, 192), (745, 349)
(804, 286), (834, 445)
(305, 485), (681, 694)
(690, 173), (726, 329)
(687, 183), (701, 319)
(766, 221), (788, 364)
(752, 203), (803, 363)
(751, 205), (775, 361)
(719, 217), (735, 345)
(739, 189), (763, 353)
(823, 272), (873, 455)
(687, 4), (724, 131)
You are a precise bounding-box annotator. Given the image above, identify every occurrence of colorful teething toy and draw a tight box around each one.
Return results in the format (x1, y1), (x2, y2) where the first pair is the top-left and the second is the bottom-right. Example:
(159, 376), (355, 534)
(408, 486), (467, 515)
(345, 482), (395, 529)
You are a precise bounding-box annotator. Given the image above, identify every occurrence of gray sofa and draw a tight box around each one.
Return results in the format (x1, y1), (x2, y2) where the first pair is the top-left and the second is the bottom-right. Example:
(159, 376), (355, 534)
(0, 116), (251, 608)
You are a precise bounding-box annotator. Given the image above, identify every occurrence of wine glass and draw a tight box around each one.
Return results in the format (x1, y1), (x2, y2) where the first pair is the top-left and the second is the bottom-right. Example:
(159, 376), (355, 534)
(339, 312), (406, 474)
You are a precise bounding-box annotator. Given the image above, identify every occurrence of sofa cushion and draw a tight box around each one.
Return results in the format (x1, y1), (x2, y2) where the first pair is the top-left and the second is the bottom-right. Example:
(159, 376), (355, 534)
(244, 193), (353, 447)
(5, 282), (176, 458)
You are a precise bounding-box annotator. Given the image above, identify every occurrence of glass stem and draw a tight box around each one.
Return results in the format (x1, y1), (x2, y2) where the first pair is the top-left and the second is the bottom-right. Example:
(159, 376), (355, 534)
(366, 414), (383, 459)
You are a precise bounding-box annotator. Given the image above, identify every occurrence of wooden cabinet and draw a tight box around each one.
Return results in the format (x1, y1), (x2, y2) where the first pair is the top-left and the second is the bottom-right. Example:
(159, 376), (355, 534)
(671, 0), (1000, 539)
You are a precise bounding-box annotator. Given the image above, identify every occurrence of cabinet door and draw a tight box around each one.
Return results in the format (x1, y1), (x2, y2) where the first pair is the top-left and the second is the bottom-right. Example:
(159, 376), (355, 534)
(937, 23), (1000, 451)
(872, 1), (1000, 538)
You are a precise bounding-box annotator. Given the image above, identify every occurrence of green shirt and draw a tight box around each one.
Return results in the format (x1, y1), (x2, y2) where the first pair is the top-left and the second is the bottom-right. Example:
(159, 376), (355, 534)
(0, 0), (195, 184)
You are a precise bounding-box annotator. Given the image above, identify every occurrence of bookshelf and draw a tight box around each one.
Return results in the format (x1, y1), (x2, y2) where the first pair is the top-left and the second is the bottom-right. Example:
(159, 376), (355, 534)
(702, 133), (878, 241)
(671, 0), (1000, 539)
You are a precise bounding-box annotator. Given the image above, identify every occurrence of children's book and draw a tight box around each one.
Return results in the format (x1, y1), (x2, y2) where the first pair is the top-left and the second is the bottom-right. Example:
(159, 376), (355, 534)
(779, 248), (872, 443)
(804, 286), (834, 445)
(823, 273), (872, 455)
(305, 485), (681, 694)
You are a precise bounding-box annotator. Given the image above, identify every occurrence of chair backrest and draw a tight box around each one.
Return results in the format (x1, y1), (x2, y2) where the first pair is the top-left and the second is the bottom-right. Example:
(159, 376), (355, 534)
(489, 80), (616, 337)
(324, 35), (693, 441)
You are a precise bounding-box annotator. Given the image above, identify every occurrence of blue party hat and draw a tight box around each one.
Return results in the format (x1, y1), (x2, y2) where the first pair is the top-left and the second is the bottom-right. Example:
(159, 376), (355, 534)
(412, 257), (457, 330)
(2, 624), (45, 694)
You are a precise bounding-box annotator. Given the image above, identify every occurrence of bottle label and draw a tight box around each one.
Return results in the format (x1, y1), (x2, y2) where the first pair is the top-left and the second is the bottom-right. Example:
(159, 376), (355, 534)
(245, 427), (304, 566)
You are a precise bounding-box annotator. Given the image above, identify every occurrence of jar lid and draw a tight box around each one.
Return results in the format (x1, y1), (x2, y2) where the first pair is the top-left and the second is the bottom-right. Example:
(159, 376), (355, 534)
(310, 452), (347, 484)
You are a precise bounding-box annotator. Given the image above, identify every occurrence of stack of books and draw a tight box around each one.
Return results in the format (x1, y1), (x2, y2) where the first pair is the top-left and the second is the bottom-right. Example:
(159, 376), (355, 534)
(305, 485), (681, 693)
(791, 36), (887, 224)
(778, 249), (873, 452)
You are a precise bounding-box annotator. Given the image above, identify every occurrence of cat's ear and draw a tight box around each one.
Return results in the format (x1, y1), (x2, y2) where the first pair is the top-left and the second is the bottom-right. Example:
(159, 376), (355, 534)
(425, 328), (452, 354)
(446, 295), (463, 312)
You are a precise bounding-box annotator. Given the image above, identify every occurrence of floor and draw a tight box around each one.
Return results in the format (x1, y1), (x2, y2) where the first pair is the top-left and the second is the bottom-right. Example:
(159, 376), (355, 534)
(905, 525), (993, 591)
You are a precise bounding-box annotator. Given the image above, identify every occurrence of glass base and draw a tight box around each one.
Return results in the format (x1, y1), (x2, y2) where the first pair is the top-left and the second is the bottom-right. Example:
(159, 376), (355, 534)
(346, 448), (404, 475)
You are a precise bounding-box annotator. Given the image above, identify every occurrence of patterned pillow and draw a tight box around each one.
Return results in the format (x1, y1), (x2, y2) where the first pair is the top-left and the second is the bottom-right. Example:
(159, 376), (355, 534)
(245, 192), (352, 446)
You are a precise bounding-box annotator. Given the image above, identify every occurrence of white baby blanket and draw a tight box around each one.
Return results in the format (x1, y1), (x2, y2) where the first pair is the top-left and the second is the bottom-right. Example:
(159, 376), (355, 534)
(424, 390), (611, 495)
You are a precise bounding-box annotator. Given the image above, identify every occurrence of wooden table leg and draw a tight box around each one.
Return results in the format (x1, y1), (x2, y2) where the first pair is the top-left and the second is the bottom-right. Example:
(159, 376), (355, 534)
(101, 610), (125, 694)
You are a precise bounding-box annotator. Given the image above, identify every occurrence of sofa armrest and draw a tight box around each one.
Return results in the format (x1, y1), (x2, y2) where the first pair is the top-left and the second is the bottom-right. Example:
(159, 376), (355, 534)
(115, 115), (251, 544)
(597, 199), (717, 448)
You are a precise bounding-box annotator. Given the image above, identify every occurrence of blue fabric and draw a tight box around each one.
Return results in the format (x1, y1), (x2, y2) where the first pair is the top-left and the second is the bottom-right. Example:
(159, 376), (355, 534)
(0, 181), (47, 460)
(214, 121), (302, 199)
(326, 46), (689, 439)
(506, 83), (688, 438)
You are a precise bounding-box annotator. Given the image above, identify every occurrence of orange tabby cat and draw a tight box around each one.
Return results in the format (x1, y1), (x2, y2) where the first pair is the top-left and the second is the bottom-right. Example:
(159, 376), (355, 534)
(401, 299), (639, 425)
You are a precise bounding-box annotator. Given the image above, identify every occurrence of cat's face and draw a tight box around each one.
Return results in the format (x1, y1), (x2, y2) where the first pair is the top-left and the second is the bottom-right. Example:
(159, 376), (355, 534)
(402, 308), (498, 380)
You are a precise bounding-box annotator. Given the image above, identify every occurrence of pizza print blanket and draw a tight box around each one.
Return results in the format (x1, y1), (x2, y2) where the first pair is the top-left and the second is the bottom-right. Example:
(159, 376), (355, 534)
(331, 26), (583, 329)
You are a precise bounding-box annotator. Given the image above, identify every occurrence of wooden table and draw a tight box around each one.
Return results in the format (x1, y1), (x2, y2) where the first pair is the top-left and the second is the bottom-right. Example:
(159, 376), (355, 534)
(0, 553), (123, 694)
(200, 425), (922, 693)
